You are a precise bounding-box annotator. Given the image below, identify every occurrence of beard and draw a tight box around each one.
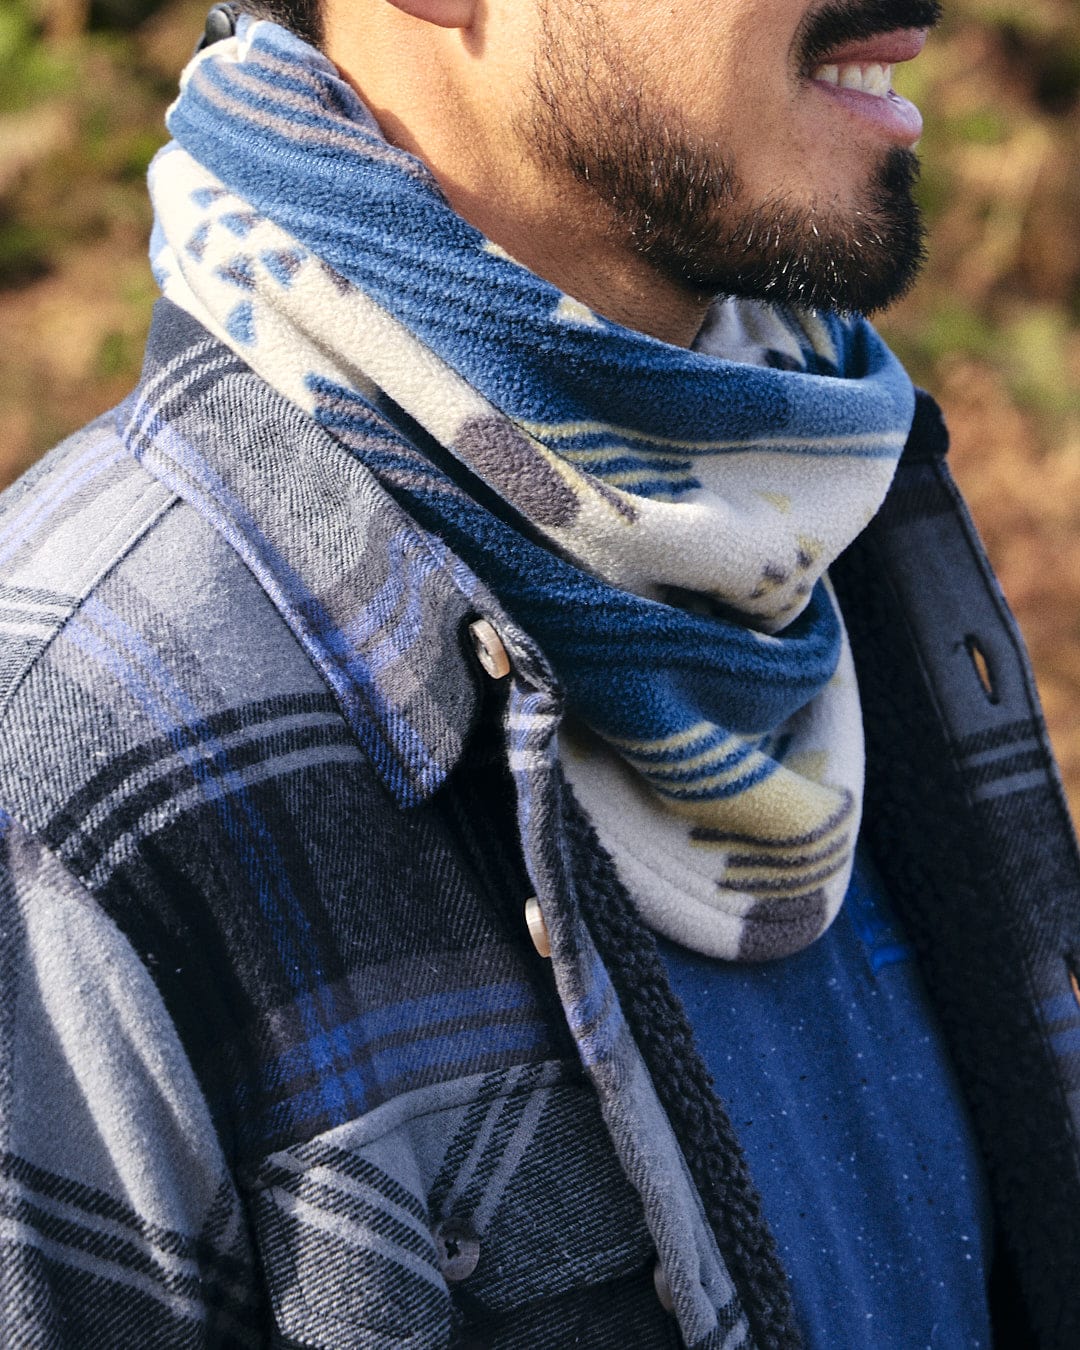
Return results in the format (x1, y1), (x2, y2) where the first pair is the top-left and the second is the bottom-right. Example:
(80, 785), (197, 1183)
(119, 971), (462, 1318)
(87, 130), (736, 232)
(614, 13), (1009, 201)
(522, 0), (941, 316)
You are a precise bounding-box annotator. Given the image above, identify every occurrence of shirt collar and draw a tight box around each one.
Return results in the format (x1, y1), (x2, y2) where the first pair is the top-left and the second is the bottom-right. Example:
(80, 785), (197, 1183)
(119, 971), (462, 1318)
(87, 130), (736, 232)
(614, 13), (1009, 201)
(120, 299), (520, 806)
(120, 302), (943, 813)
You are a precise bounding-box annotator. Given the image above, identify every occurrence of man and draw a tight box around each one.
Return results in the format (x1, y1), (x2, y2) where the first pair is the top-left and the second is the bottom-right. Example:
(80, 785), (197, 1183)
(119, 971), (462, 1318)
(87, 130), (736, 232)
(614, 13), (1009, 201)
(0, 0), (1078, 1344)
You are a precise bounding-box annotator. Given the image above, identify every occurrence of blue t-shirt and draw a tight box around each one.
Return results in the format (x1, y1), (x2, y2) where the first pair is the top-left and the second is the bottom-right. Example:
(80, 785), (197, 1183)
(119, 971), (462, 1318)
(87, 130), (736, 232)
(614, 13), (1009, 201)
(657, 845), (994, 1349)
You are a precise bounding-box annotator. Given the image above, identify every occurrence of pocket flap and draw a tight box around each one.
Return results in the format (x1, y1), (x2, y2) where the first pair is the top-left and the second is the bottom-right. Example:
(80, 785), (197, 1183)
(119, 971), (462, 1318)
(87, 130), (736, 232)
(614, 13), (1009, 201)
(249, 1062), (655, 1346)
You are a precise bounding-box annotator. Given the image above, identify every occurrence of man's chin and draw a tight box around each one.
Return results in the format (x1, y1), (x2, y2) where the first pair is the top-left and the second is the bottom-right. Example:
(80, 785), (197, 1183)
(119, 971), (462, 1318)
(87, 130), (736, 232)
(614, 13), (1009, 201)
(646, 149), (927, 318)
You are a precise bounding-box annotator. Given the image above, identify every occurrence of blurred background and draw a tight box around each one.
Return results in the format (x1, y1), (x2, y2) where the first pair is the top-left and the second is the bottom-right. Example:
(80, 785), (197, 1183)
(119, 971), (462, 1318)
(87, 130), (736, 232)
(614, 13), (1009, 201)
(1, 0), (1078, 819)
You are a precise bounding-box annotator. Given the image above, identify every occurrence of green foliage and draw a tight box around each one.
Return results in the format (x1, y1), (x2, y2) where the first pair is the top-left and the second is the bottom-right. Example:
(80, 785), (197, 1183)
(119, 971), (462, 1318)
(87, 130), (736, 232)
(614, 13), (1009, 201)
(948, 108), (1011, 147)
(1002, 308), (1080, 415)
(94, 329), (137, 379)
(0, 3), (76, 112)
(0, 217), (53, 288)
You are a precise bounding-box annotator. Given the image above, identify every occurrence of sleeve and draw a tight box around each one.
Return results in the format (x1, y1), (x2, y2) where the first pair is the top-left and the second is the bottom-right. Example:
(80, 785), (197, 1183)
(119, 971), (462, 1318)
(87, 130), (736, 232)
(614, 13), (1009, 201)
(0, 809), (265, 1347)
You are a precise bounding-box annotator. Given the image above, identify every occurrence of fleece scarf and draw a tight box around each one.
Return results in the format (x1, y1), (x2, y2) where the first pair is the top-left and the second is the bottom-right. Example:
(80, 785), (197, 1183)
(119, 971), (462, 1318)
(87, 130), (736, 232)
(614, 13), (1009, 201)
(149, 16), (916, 961)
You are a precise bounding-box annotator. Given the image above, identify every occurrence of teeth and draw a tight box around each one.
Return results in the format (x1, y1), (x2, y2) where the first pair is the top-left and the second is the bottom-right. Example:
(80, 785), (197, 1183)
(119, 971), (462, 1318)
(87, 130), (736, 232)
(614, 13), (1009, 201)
(866, 63), (892, 95)
(812, 62), (893, 97)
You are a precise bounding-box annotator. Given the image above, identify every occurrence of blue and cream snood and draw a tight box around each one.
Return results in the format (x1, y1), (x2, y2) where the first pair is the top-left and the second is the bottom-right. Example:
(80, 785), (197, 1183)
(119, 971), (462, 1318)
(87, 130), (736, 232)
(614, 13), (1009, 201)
(149, 17), (916, 961)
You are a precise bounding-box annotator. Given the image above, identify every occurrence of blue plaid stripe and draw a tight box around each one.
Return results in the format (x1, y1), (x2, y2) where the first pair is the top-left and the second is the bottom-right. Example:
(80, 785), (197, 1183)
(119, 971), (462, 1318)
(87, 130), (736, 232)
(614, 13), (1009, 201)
(127, 400), (448, 799)
(564, 951), (623, 1070)
(123, 309), (481, 808)
(1041, 989), (1080, 1066)
(264, 980), (546, 1086)
(65, 597), (323, 987)
(253, 1022), (554, 1153)
(247, 979), (555, 1145)
(0, 427), (125, 570)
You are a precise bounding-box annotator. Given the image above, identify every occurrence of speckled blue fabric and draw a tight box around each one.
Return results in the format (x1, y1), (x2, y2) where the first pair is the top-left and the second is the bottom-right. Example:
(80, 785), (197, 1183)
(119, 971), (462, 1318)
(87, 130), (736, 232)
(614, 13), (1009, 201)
(658, 844), (994, 1349)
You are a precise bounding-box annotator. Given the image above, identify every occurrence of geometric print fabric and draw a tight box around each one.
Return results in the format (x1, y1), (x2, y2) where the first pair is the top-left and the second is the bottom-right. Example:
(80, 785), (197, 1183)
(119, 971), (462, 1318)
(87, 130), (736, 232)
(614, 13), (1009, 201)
(153, 15), (920, 960)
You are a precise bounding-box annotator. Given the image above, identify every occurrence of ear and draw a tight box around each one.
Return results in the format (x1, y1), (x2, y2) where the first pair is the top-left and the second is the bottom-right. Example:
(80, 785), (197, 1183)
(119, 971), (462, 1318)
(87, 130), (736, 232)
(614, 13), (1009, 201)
(381, 0), (476, 27)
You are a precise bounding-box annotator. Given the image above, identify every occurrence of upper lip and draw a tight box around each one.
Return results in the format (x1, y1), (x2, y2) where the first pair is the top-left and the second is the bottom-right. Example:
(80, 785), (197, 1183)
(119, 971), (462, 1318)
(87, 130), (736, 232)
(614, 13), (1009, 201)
(810, 26), (929, 68)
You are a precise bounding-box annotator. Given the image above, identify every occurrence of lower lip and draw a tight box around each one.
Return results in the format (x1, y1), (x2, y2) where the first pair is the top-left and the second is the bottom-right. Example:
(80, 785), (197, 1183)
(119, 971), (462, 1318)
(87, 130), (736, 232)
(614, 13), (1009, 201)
(811, 81), (923, 144)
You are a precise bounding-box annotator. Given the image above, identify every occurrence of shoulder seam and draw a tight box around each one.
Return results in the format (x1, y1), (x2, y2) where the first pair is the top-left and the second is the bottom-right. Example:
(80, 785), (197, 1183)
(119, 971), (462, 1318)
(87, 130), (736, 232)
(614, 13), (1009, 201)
(0, 485), (180, 723)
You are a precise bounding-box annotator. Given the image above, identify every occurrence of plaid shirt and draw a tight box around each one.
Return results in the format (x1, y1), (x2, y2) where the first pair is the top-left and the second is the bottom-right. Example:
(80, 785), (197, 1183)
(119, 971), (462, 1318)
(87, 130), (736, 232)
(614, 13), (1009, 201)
(1, 299), (1078, 1348)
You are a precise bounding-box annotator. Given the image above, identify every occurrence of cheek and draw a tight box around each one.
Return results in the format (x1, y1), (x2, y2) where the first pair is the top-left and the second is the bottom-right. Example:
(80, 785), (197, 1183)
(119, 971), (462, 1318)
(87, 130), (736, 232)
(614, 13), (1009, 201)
(657, 32), (802, 156)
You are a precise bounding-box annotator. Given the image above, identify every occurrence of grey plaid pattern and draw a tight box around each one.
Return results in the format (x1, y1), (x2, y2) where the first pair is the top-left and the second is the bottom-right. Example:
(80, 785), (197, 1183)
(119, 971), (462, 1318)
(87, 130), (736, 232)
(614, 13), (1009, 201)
(0, 813), (263, 1346)
(0, 302), (1078, 1347)
(122, 332), (482, 807)
(0, 303), (740, 1347)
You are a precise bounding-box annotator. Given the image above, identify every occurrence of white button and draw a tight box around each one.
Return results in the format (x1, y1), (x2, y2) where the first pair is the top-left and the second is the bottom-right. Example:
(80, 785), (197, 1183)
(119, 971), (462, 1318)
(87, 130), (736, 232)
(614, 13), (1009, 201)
(653, 1261), (674, 1313)
(468, 618), (510, 680)
(524, 897), (550, 958)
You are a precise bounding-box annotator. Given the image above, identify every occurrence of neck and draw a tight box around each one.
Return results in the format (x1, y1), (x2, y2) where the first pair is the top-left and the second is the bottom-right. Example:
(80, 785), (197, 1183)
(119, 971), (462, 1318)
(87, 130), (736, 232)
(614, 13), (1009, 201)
(437, 164), (714, 348)
(322, 10), (713, 349)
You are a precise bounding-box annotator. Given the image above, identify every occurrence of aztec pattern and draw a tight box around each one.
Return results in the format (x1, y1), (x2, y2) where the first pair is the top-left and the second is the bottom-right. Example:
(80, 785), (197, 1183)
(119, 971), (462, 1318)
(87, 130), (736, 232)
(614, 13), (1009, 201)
(149, 15), (917, 959)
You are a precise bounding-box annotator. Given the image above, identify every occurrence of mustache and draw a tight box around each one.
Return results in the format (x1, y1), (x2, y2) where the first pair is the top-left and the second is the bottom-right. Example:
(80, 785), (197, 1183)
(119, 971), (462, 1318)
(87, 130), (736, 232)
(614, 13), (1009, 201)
(797, 0), (944, 67)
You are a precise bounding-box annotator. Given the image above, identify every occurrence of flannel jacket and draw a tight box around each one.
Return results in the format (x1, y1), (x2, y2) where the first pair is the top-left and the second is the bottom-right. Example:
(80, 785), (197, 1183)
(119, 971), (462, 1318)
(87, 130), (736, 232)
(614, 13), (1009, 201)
(1, 298), (1079, 1349)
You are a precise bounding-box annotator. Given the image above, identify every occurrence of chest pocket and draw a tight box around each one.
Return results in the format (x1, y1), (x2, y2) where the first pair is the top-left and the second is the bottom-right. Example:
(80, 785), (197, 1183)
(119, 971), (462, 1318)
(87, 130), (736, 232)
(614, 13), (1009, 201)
(248, 1059), (675, 1349)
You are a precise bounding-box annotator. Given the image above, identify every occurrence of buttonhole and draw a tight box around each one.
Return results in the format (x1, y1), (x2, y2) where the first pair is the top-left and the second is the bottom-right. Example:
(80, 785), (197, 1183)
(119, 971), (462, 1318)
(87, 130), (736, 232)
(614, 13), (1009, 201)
(964, 635), (999, 705)
(1067, 954), (1080, 1010)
